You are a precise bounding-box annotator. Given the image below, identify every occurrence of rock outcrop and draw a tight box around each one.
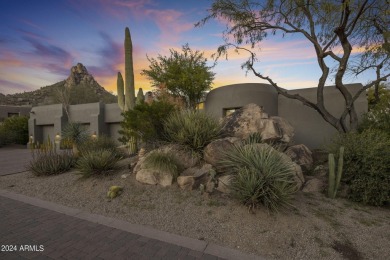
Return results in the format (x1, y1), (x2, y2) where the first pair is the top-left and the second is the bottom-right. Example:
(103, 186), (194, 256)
(285, 144), (313, 172)
(222, 103), (294, 145)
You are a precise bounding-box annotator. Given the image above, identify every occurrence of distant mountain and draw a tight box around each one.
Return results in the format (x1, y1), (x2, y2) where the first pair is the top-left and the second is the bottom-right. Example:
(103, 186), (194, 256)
(0, 63), (117, 106)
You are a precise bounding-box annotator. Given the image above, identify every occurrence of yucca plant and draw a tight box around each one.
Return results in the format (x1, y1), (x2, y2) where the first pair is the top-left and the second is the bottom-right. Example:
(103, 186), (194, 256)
(28, 139), (75, 176)
(143, 151), (182, 180)
(163, 110), (222, 152)
(76, 149), (122, 177)
(221, 143), (298, 212)
(61, 122), (89, 156)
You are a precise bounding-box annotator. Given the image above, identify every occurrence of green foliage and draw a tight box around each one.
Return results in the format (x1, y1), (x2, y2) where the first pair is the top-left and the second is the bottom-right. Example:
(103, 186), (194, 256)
(359, 86), (390, 133)
(28, 139), (75, 176)
(221, 143), (298, 211)
(143, 151), (182, 180)
(78, 135), (123, 158)
(76, 149), (121, 176)
(0, 116), (29, 145)
(163, 110), (222, 153)
(61, 122), (89, 146)
(124, 27), (136, 110)
(328, 146), (344, 199)
(327, 130), (390, 206)
(117, 72), (125, 110)
(119, 101), (176, 145)
(142, 44), (215, 109)
(242, 132), (262, 145)
(0, 127), (7, 147)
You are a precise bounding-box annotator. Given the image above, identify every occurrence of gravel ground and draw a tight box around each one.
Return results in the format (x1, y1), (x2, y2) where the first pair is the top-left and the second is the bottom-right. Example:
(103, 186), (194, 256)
(0, 160), (389, 260)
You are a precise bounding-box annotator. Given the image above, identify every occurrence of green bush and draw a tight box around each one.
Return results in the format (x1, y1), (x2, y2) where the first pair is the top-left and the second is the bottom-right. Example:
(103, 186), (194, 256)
(28, 149), (75, 176)
(76, 149), (121, 176)
(78, 135), (123, 158)
(143, 150), (182, 180)
(327, 129), (390, 206)
(0, 127), (8, 147)
(163, 110), (222, 152)
(0, 116), (29, 145)
(359, 85), (390, 133)
(119, 100), (176, 145)
(221, 143), (298, 211)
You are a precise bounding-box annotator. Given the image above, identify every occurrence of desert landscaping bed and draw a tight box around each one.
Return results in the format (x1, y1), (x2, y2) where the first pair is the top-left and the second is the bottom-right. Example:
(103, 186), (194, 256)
(1, 163), (389, 260)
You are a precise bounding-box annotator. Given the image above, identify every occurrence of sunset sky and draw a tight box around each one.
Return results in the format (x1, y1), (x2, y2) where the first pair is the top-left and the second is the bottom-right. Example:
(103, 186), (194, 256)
(0, 0), (376, 95)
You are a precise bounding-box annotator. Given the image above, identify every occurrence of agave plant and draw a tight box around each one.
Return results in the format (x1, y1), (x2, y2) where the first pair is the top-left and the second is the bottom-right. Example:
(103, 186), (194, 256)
(221, 143), (298, 212)
(61, 122), (89, 156)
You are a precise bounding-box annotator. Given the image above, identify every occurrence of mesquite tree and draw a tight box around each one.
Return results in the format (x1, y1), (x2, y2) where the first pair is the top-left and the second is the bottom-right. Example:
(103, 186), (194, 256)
(197, 0), (390, 133)
(142, 44), (215, 110)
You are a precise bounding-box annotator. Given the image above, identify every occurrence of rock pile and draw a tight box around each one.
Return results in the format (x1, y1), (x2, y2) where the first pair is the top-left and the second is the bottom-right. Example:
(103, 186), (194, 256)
(132, 103), (324, 194)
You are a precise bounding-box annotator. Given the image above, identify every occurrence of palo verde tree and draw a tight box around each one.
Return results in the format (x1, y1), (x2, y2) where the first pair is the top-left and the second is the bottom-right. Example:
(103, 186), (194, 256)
(142, 44), (215, 110)
(197, 0), (390, 133)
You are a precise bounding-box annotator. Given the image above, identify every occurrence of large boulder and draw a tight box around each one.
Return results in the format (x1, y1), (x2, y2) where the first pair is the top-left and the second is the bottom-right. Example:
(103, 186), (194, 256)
(177, 164), (213, 191)
(284, 144), (313, 172)
(135, 168), (173, 187)
(221, 103), (294, 144)
(203, 137), (240, 171)
(302, 177), (325, 193)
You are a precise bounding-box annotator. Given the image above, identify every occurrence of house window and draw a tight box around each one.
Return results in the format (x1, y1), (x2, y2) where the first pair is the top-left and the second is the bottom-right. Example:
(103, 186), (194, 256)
(7, 112), (19, 117)
(223, 107), (241, 117)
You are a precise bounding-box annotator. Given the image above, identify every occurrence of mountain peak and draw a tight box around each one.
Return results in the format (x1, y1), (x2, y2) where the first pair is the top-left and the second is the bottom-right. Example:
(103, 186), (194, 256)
(65, 63), (97, 88)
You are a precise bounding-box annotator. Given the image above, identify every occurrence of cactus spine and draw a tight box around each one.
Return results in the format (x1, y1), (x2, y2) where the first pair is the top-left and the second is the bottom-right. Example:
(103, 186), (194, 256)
(124, 27), (135, 111)
(136, 88), (145, 105)
(117, 72), (124, 111)
(328, 146), (344, 199)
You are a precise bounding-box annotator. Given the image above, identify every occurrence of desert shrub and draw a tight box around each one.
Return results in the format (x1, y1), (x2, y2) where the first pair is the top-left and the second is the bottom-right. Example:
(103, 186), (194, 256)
(163, 110), (222, 152)
(242, 132), (263, 145)
(143, 150), (182, 180)
(221, 143), (298, 211)
(61, 122), (89, 145)
(327, 129), (390, 206)
(359, 85), (390, 133)
(0, 127), (8, 147)
(119, 100), (176, 146)
(76, 149), (121, 176)
(78, 135), (123, 158)
(28, 142), (75, 176)
(0, 116), (29, 145)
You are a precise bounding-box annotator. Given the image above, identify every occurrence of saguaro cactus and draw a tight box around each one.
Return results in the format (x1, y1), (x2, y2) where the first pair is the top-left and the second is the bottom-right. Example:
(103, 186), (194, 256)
(117, 72), (124, 111)
(328, 146), (344, 199)
(124, 27), (135, 111)
(136, 88), (145, 105)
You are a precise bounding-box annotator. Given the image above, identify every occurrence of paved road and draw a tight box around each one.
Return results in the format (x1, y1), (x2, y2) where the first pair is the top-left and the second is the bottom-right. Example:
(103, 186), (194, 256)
(0, 145), (32, 176)
(0, 191), (262, 260)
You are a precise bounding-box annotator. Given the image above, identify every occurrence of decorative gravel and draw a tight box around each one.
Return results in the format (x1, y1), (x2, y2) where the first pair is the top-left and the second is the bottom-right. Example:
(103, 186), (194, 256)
(0, 159), (389, 259)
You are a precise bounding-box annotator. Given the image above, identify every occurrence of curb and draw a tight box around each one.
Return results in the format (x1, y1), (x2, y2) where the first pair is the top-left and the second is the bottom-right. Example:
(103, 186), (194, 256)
(0, 189), (265, 260)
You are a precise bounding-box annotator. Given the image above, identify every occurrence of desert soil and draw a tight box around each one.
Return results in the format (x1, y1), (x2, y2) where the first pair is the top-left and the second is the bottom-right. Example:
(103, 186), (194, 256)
(0, 160), (389, 260)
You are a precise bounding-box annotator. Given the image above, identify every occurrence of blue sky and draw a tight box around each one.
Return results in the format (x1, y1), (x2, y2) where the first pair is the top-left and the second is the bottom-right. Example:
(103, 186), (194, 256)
(0, 0), (376, 95)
